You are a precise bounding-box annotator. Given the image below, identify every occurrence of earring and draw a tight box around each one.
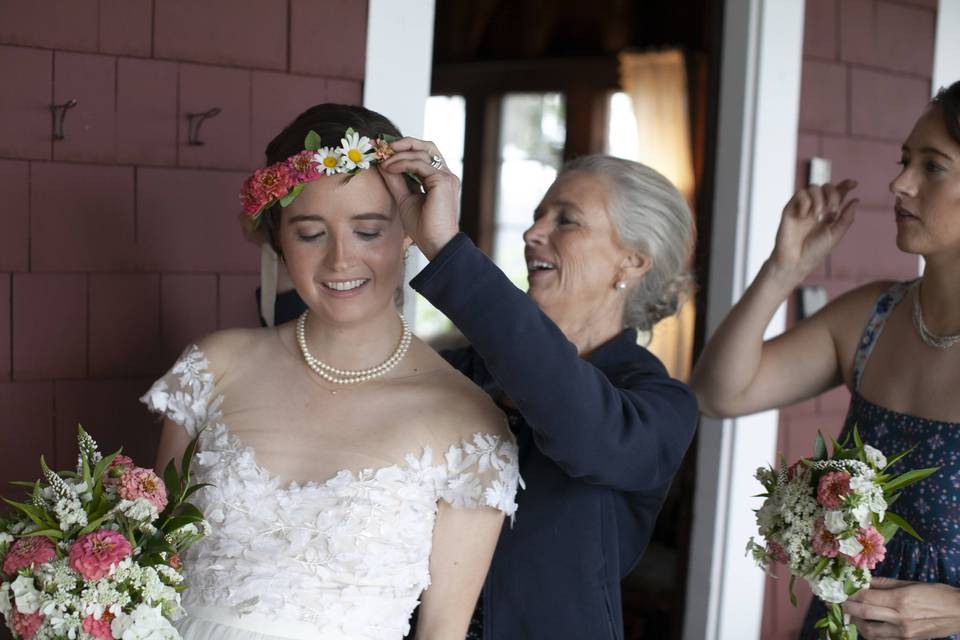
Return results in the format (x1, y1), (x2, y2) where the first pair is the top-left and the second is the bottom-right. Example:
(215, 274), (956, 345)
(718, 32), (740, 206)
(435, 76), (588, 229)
(616, 281), (627, 291)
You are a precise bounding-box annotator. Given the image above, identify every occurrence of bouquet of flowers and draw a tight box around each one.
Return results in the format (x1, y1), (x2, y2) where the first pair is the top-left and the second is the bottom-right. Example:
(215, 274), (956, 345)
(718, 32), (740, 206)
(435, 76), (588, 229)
(0, 427), (208, 640)
(747, 428), (938, 640)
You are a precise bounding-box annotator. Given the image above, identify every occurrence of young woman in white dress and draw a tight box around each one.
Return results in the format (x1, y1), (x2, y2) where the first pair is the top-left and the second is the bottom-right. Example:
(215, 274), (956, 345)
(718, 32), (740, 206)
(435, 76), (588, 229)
(142, 105), (520, 640)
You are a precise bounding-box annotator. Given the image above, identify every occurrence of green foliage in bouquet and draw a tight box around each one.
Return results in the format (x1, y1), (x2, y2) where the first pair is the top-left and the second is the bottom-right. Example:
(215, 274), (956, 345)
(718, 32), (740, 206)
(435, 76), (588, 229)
(1, 426), (209, 571)
(750, 426), (938, 640)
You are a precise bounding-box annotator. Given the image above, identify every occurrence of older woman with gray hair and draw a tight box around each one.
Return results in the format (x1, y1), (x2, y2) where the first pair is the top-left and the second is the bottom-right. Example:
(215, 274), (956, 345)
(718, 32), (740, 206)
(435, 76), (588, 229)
(261, 142), (699, 639)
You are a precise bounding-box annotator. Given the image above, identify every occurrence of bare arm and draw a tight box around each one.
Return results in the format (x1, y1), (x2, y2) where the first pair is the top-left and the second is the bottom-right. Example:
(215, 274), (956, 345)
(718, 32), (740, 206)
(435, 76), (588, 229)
(415, 503), (504, 639)
(691, 181), (860, 418)
(153, 419), (192, 476)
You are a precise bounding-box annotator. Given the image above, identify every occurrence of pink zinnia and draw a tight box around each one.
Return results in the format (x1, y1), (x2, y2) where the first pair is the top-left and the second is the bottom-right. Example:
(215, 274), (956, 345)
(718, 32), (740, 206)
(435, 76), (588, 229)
(816, 471), (852, 508)
(82, 611), (115, 640)
(286, 150), (322, 182)
(117, 467), (168, 512)
(240, 175), (266, 215)
(766, 540), (789, 564)
(109, 454), (135, 473)
(10, 609), (43, 640)
(844, 527), (887, 570)
(811, 517), (839, 558)
(69, 529), (132, 581)
(2, 536), (56, 577)
(252, 164), (294, 201)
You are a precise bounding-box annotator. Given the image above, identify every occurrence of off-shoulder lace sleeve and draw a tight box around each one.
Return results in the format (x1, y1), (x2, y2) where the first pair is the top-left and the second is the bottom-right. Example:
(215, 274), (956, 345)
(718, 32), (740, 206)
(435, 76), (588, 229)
(440, 432), (522, 521)
(140, 345), (221, 437)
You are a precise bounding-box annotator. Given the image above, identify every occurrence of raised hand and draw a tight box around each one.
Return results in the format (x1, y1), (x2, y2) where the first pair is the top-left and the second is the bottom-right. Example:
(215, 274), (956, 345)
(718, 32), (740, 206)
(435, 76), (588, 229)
(377, 137), (461, 260)
(770, 179), (859, 284)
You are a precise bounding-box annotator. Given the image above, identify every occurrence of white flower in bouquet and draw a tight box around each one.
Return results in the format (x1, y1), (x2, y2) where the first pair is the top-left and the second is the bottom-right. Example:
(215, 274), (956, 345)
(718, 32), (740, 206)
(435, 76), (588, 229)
(111, 603), (179, 640)
(838, 536), (864, 558)
(53, 496), (88, 532)
(11, 574), (42, 614)
(113, 498), (161, 524)
(824, 509), (847, 534)
(0, 531), (13, 550)
(813, 575), (848, 604)
(0, 582), (11, 618)
(37, 558), (80, 591)
(863, 444), (887, 469)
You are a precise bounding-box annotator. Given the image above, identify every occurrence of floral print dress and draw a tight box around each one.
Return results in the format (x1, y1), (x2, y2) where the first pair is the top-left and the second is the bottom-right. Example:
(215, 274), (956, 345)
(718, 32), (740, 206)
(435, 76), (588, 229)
(800, 280), (960, 640)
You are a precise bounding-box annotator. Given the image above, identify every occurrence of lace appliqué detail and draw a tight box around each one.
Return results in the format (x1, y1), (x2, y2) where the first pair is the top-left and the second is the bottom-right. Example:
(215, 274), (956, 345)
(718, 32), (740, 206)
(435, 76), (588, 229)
(140, 345), (520, 640)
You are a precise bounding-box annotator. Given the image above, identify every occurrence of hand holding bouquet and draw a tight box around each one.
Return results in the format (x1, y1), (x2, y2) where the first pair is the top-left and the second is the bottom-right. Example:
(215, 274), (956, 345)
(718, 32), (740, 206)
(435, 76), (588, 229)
(0, 427), (208, 640)
(747, 427), (938, 640)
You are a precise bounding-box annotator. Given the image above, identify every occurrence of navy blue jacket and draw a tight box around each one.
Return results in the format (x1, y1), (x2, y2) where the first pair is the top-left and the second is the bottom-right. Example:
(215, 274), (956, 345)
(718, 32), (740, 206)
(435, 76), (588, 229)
(269, 234), (699, 639)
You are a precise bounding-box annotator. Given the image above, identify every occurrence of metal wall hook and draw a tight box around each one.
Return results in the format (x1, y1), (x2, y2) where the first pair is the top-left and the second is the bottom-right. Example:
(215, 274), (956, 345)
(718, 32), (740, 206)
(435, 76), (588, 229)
(186, 107), (222, 146)
(50, 99), (78, 140)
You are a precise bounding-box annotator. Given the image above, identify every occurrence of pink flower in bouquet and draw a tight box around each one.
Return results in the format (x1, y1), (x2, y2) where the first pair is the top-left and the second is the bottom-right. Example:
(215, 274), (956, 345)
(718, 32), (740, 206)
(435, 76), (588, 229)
(816, 471), (852, 508)
(167, 553), (183, 571)
(766, 540), (790, 564)
(109, 454), (135, 472)
(82, 611), (116, 639)
(2, 536), (56, 577)
(845, 527), (886, 570)
(118, 467), (168, 512)
(69, 529), (132, 581)
(10, 609), (43, 640)
(811, 517), (839, 558)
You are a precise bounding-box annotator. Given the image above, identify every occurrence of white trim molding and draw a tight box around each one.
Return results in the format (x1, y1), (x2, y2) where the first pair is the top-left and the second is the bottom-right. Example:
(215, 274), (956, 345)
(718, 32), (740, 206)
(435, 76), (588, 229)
(933, 0), (960, 96)
(363, 0), (437, 324)
(684, 2), (805, 639)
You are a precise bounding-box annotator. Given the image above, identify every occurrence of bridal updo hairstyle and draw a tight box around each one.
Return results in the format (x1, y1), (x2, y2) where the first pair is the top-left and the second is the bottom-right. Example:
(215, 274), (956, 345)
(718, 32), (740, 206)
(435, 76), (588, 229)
(260, 104), (404, 257)
(561, 155), (695, 332)
(932, 80), (960, 146)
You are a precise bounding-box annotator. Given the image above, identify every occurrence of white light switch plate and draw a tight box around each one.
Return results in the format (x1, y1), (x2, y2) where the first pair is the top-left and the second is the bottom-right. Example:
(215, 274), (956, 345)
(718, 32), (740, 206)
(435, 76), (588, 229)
(808, 157), (832, 186)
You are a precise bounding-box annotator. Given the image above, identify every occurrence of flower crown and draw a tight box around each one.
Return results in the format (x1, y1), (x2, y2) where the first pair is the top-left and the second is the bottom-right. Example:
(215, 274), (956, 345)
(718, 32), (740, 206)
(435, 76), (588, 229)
(240, 128), (397, 222)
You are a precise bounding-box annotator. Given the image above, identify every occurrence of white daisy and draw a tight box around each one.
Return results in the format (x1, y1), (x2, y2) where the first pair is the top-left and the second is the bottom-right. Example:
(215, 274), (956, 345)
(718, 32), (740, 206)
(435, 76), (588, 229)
(337, 129), (375, 171)
(314, 147), (344, 175)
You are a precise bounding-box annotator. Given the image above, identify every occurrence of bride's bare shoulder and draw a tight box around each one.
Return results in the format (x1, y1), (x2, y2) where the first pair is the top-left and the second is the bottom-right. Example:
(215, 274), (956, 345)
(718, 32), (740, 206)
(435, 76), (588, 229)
(398, 340), (508, 440)
(190, 326), (278, 380)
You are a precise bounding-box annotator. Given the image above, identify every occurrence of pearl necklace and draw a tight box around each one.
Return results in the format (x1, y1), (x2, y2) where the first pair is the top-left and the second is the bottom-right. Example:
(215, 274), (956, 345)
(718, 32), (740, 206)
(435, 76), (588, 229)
(912, 285), (960, 350)
(296, 310), (412, 384)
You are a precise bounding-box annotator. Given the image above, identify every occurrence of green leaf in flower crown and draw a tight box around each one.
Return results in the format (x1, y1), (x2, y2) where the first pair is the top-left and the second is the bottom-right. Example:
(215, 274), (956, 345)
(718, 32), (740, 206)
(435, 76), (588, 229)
(380, 133), (399, 143)
(343, 127), (356, 140)
(789, 574), (797, 607)
(813, 432), (827, 461)
(280, 183), (304, 208)
(304, 130), (322, 151)
(884, 511), (923, 541)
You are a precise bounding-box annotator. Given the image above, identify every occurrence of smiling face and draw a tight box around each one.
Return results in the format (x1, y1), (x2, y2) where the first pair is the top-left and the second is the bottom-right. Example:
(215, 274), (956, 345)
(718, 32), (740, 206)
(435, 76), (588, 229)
(279, 169), (406, 326)
(523, 170), (645, 337)
(891, 106), (960, 259)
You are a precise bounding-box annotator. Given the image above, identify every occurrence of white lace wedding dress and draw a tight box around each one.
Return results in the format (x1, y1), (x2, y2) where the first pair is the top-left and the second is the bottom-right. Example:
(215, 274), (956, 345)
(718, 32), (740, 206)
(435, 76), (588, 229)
(141, 346), (520, 640)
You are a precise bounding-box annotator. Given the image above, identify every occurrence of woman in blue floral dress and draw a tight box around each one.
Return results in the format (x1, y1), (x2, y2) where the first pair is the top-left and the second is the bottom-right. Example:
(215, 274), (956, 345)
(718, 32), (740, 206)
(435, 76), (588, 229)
(692, 82), (960, 640)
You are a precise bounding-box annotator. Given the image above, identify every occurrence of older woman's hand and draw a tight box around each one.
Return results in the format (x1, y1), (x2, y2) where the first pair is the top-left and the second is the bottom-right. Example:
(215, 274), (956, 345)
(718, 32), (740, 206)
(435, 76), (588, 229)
(378, 137), (460, 259)
(843, 577), (960, 639)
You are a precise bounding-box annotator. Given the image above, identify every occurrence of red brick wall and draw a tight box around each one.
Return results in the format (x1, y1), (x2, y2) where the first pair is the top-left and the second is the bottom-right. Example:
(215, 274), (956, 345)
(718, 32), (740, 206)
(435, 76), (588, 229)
(761, 1), (938, 638)
(0, 0), (367, 596)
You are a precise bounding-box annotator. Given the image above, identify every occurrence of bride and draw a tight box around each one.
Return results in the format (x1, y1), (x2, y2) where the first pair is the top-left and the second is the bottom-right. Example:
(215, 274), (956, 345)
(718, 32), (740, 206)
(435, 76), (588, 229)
(141, 104), (520, 640)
